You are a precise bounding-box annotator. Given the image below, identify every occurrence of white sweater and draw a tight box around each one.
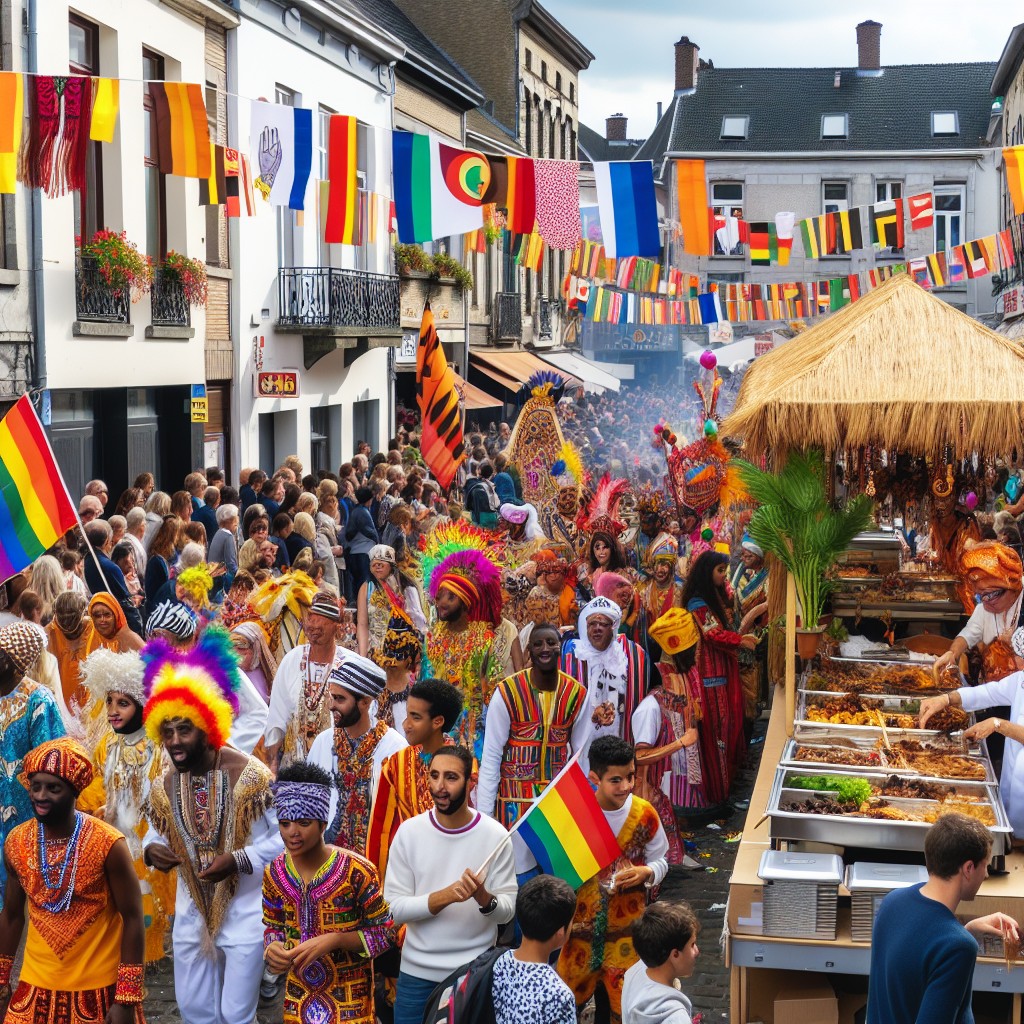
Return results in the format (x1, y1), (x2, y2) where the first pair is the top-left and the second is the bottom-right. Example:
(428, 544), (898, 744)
(384, 809), (518, 982)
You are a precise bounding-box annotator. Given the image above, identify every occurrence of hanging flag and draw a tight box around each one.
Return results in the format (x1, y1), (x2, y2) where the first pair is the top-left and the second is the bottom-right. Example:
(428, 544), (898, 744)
(828, 278), (848, 311)
(714, 215), (743, 255)
(798, 217), (822, 259)
(23, 75), (93, 195)
(947, 246), (967, 284)
(846, 274), (861, 303)
(224, 147), (241, 217)
(676, 160), (712, 256)
(239, 152), (256, 216)
(835, 208), (864, 254)
(416, 303), (466, 491)
(199, 143), (226, 206)
(0, 395), (79, 584)
(870, 198), (905, 249)
(592, 160), (660, 259)
(775, 213), (795, 266)
(998, 229), (1016, 269)
(748, 222), (772, 265)
(907, 194), (934, 231)
(697, 290), (724, 324)
(909, 258), (932, 289)
(392, 131), (489, 244)
(482, 156), (537, 234)
(149, 82), (211, 179)
(249, 99), (313, 209)
(1005, 147), (1024, 216)
(963, 240), (989, 279)
(325, 114), (358, 245)
(979, 235), (999, 272)
(927, 252), (947, 287)
(89, 77), (119, 143)
(0, 72), (23, 194)
(534, 159), (580, 251)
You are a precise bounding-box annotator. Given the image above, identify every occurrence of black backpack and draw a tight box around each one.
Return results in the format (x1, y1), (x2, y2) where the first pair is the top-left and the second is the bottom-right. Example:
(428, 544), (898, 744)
(420, 946), (509, 1024)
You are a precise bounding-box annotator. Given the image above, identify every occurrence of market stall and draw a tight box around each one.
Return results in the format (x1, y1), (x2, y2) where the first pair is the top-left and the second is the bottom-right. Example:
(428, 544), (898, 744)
(720, 275), (1024, 1023)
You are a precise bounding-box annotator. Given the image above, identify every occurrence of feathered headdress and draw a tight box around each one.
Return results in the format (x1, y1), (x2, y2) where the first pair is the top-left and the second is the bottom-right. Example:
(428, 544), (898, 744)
(248, 570), (318, 626)
(82, 647), (145, 706)
(428, 549), (503, 625)
(419, 519), (500, 594)
(550, 441), (584, 491)
(519, 369), (566, 403)
(576, 472), (630, 538)
(176, 564), (215, 609)
(142, 625), (243, 750)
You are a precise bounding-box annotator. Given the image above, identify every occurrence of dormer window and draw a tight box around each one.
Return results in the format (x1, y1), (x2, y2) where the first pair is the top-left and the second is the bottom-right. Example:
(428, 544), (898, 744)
(931, 111), (959, 136)
(720, 115), (749, 140)
(821, 113), (849, 139)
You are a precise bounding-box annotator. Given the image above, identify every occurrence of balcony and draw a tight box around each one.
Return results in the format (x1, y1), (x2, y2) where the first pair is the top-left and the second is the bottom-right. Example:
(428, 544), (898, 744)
(492, 292), (522, 343)
(73, 255), (132, 337)
(146, 267), (194, 339)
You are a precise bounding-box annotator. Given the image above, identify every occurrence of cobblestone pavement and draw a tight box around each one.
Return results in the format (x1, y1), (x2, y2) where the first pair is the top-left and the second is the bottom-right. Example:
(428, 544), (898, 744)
(141, 716), (767, 1023)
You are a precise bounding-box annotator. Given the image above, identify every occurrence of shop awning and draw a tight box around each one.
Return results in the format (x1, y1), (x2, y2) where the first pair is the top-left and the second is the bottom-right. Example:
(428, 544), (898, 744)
(536, 351), (622, 394)
(454, 374), (502, 410)
(469, 350), (582, 393)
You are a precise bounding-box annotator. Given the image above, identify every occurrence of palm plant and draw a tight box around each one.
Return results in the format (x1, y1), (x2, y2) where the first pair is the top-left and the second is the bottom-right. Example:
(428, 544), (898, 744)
(737, 451), (874, 633)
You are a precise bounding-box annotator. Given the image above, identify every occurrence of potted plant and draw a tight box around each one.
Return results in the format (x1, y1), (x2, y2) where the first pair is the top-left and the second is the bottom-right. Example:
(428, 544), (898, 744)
(161, 250), (208, 307)
(394, 243), (434, 277)
(737, 450), (874, 660)
(79, 229), (153, 301)
(431, 252), (474, 292)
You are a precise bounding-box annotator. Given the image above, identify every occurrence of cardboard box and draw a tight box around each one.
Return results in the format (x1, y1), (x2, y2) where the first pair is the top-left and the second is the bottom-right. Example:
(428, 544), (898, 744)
(774, 980), (838, 1024)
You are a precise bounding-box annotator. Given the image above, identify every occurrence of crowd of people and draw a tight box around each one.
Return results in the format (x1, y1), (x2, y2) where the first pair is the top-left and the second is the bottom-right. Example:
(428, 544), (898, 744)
(0, 408), (776, 1024)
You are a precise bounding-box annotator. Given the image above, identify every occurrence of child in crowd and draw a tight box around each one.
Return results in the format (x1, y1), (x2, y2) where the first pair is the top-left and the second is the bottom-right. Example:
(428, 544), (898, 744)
(621, 901), (701, 1024)
(492, 874), (578, 1024)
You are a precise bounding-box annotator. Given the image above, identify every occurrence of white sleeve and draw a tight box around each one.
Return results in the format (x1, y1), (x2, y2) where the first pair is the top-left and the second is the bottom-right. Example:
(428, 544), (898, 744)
(631, 695), (661, 746)
(307, 728), (339, 827)
(958, 673), (1024, 713)
(404, 586), (428, 634)
(476, 693), (511, 818)
(264, 649), (300, 746)
(373, 730), (408, 794)
(241, 806), (284, 872)
(229, 675), (269, 755)
(958, 604), (986, 649)
(383, 827), (434, 924)
(643, 813), (671, 886)
(570, 698), (592, 759)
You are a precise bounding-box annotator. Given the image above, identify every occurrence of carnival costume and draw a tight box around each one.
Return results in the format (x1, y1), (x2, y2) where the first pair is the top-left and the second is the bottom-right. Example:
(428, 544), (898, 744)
(142, 627), (282, 1024)
(625, 486), (673, 581)
(576, 472), (631, 598)
(640, 535), (683, 629)
(248, 569), (319, 660)
(930, 465), (983, 613)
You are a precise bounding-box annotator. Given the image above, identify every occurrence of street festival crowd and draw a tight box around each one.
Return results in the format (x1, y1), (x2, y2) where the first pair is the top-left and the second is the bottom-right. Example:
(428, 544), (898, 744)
(0, 369), (1017, 1024)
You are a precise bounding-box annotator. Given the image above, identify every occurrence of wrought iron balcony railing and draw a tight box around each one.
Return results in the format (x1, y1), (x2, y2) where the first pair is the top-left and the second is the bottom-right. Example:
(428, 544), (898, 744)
(150, 268), (191, 328)
(278, 267), (401, 330)
(74, 255), (130, 324)
(493, 291), (522, 341)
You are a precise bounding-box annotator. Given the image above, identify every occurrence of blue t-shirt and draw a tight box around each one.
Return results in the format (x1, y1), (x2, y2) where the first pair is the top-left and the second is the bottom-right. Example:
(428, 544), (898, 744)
(867, 883), (978, 1024)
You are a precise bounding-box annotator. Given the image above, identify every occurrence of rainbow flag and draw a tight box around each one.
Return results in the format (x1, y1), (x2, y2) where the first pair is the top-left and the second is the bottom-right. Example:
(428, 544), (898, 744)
(514, 755), (621, 888)
(0, 396), (78, 583)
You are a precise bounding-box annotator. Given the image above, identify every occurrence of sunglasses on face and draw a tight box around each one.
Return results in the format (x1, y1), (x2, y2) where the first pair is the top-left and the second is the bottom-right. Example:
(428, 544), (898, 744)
(979, 588), (1008, 604)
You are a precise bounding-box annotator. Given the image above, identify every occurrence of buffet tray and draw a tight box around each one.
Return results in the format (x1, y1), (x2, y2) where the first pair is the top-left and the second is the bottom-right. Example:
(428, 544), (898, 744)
(765, 766), (1013, 855)
(793, 723), (988, 753)
(796, 689), (974, 732)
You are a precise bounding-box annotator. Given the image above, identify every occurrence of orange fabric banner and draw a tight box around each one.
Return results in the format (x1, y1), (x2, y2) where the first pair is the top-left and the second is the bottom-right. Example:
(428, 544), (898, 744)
(676, 159), (711, 256)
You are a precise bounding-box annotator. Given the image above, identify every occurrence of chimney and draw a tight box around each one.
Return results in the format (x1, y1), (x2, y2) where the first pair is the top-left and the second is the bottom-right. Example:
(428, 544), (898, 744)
(605, 113), (627, 142)
(675, 36), (700, 92)
(856, 20), (881, 72)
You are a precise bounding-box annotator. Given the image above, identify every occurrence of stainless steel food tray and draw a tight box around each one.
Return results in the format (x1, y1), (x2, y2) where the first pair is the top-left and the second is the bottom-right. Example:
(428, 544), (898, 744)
(792, 724), (986, 756)
(796, 689), (974, 733)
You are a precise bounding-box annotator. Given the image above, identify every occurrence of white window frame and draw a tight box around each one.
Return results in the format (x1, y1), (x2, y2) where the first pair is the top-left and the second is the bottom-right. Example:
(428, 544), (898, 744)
(931, 111), (959, 137)
(710, 181), (744, 257)
(720, 115), (749, 140)
(933, 184), (966, 255)
(874, 181), (904, 256)
(821, 113), (849, 139)
(822, 181), (850, 214)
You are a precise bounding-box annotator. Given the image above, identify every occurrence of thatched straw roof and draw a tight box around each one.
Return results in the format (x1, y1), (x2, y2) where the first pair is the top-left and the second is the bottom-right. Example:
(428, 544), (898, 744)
(722, 274), (1024, 457)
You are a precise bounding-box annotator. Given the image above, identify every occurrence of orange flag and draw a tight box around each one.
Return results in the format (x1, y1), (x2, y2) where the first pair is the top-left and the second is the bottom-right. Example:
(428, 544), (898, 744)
(676, 159), (712, 256)
(1005, 147), (1024, 217)
(416, 304), (466, 491)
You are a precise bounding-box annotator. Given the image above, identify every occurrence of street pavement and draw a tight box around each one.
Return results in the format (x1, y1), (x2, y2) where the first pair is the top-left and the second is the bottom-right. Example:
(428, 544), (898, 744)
(141, 717), (767, 1023)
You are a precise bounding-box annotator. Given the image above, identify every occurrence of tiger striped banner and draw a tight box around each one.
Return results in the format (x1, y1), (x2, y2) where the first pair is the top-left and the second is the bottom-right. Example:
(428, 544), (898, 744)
(415, 303), (465, 491)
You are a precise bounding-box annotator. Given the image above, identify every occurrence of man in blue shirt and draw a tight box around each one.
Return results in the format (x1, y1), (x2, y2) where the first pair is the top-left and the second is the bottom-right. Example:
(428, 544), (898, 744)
(867, 814), (1019, 1024)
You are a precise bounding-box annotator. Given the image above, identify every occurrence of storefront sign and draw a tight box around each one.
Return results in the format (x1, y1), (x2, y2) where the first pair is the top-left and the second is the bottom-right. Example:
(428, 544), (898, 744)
(397, 332), (418, 365)
(255, 371), (300, 398)
(754, 333), (775, 357)
(1003, 285), (1024, 321)
(190, 384), (208, 423)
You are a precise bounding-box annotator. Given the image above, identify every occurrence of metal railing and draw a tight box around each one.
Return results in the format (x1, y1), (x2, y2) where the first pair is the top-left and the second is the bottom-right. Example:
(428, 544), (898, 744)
(278, 267), (401, 330)
(538, 297), (555, 341)
(493, 291), (522, 341)
(74, 255), (130, 324)
(150, 268), (191, 328)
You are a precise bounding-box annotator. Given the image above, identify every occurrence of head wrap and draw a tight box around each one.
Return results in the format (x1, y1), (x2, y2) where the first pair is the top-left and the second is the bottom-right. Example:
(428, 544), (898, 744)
(369, 544), (397, 565)
(308, 592), (342, 622)
(1013, 627), (1024, 660)
(329, 654), (386, 700)
(81, 647), (144, 706)
(146, 600), (198, 641)
(229, 620), (280, 680)
(88, 592), (127, 635)
(572, 598), (627, 686)
(577, 596), (623, 635)
(142, 626), (243, 750)
(534, 548), (569, 574)
(741, 536), (764, 559)
(0, 621), (45, 675)
(649, 608), (700, 655)
(378, 612), (422, 668)
(595, 572), (630, 601)
(428, 549), (502, 624)
(651, 536), (679, 563)
(960, 541), (1023, 593)
(271, 780), (332, 823)
(21, 738), (94, 794)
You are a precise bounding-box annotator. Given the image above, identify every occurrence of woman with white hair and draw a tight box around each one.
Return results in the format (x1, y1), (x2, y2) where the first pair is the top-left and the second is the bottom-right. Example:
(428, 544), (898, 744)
(26, 554), (63, 624)
(356, 544), (426, 660)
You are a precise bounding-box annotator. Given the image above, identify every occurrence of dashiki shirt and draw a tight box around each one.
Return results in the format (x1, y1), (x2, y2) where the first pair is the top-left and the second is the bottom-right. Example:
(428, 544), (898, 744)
(262, 847), (395, 1024)
(327, 722), (390, 852)
(491, 671), (586, 829)
(0, 679), (65, 908)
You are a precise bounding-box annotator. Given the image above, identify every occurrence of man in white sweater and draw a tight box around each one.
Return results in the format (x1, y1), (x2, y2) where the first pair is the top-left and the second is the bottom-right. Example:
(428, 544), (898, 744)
(384, 744), (518, 1024)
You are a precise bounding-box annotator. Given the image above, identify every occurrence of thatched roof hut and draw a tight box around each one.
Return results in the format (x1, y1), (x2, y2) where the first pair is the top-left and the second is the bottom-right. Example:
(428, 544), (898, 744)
(722, 274), (1024, 457)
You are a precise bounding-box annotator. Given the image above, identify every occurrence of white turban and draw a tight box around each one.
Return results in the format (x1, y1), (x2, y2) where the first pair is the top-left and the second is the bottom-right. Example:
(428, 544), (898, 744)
(577, 596), (622, 635)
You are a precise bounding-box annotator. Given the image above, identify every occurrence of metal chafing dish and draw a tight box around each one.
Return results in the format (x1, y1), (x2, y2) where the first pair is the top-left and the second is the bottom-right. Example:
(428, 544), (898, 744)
(796, 689), (975, 732)
(802, 660), (963, 696)
(765, 766), (1013, 857)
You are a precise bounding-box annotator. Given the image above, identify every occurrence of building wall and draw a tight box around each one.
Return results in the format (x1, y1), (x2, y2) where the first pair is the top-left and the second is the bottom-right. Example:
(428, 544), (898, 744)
(395, 80), (463, 141)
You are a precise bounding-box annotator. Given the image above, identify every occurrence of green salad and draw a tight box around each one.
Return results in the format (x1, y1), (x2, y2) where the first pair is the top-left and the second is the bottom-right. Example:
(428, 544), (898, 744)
(788, 774), (873, 805)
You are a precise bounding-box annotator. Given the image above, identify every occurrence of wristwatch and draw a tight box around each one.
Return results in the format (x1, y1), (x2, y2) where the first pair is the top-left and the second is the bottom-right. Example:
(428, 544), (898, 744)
(478, 896), (498, 915)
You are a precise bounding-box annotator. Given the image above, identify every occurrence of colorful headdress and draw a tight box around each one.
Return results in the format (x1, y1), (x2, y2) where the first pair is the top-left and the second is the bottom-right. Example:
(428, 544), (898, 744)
(81, 647), (145, 706)
(271, 780), (332, 823)
(142, 625), (243, 750)
(649, 608), (700, 654)
(520, 369), (566, 402)
(534, 548), (569, 574)
(960, 541), (1023, 592)
(22, 738), (94, 794)
(379, 612), (423, 667)
(176, 564), (215, 609)
(578, 595), (622, 633)
(428, 549), (503, 624)
(576, 472), (630, 538)
(420, 519), (500, 598)
(88, 592), (127, 634)
(309, 592), (342, 622)
(635, 485), (669, 523)
(146, 600), (198, 641)
(249, 570), (318, 626)
(651, 536), (679, 563)
(329, 654), (387, 700)
(595, 572), (631, 600)
(741, 535), (764, 559)
(550, 441), (584, 492)
(0, 622), (44, 674)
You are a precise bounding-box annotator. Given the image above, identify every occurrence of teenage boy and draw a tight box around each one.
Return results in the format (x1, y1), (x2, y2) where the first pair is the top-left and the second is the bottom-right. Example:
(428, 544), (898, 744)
(492, 874), (578, 1024)
(867, 813), (1019, 1024)
(621, 901), (701, 1024)
(556, 735), (669, 1024)
(263, 761), (395, 1024)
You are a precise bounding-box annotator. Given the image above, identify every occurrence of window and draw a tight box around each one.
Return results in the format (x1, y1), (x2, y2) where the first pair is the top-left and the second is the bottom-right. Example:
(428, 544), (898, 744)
(822, 181), (849, 214)
(934, 184), (965, 254)
(275, 85), (297, 269)
(569, 82), (575, 104)
(525, 49), (532, 72)
(540, 60), (547, 83)
(711, 181), (744, 256)
(821, 113), (849, 139)
(720, 115), (749, 140)
(555, 72), (562, 94)
(523, 88), (532, 153)
(143, 50), (167, 258)
(310, 408), (329, 476)
(875, 181), (904, 256)
(70, 16), (102, 243)
(931, 112), (959, 137)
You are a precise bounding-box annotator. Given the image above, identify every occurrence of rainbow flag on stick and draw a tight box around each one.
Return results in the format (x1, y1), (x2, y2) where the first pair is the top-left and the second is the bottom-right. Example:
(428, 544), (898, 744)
(499, 754), (621, 889)
(0, 396), (78, 584)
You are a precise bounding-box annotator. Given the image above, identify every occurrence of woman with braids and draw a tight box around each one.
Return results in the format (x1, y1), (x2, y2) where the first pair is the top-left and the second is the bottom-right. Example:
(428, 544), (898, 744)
(680, 551), (758, 807)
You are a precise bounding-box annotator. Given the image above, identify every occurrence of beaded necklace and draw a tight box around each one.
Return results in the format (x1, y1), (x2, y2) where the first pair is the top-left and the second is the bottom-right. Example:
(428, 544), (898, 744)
(172, 755), (228, 880)
(300, 645), (334, 745)
(38, 811), (85, 913)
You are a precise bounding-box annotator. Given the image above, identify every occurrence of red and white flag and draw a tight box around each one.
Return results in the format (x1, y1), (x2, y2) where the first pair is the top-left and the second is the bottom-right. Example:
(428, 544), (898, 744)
(907, 193), (934, 231)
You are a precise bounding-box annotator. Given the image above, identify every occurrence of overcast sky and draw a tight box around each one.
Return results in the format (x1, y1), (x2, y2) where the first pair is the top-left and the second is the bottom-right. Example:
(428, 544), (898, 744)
(541, 1), (1020, 139)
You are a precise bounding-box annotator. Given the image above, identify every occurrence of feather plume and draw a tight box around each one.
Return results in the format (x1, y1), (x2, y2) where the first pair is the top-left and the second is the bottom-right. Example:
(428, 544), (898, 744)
(576, 472), (631, 536)
(420, 519), (500, 595)
(427, 548), (503, 624)
(551, 441), (584, 488)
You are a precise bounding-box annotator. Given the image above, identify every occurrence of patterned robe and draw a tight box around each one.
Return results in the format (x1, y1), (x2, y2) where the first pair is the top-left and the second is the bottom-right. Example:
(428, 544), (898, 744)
(263, 848), (395, 1024)
(364, 745), (436, 879)
(561, 636), (648, 745)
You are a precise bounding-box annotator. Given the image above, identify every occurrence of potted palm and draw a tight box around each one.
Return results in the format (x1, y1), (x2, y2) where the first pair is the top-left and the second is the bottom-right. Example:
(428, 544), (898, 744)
(737, 450), (874, 659)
